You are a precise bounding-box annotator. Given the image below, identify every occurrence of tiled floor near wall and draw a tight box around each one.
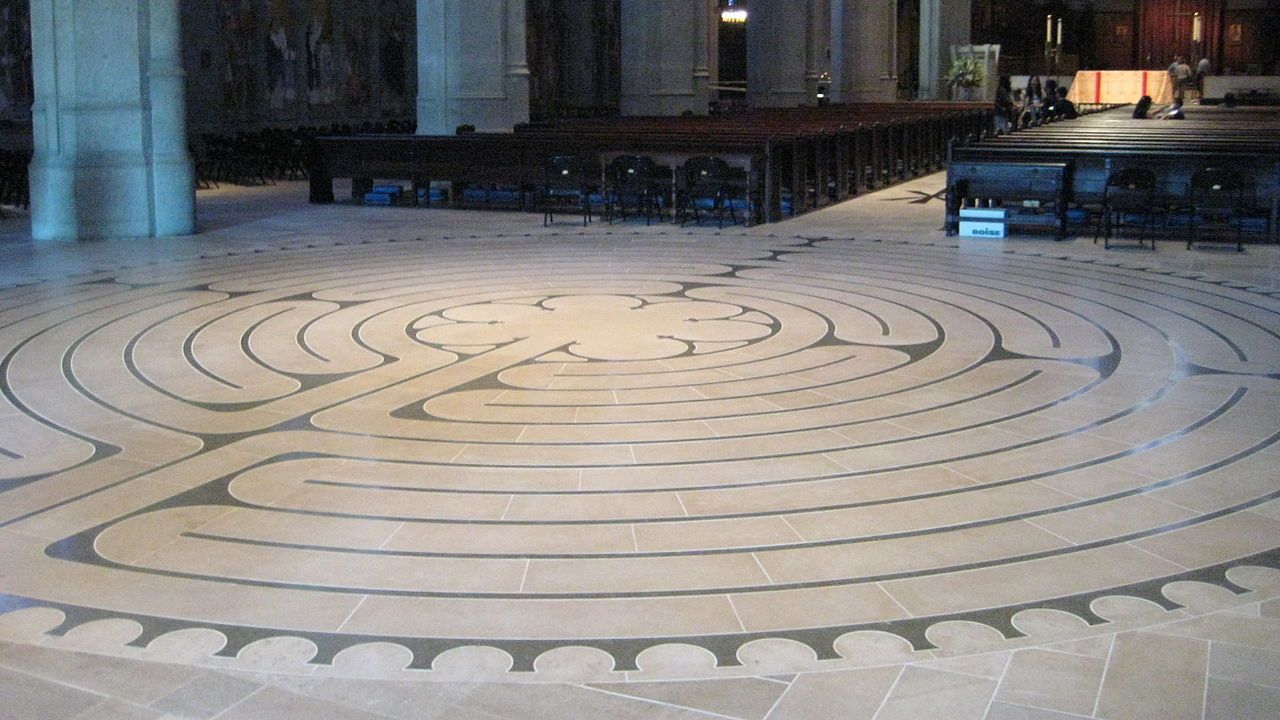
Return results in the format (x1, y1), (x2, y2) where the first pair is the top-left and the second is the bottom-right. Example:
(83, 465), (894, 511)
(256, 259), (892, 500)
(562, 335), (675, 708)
(0, 177), (1277, 719)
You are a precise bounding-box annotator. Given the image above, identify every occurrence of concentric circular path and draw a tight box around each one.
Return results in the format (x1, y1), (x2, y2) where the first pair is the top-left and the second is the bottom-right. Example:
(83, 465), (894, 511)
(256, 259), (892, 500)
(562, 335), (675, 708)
(1, 233), (1277, 675)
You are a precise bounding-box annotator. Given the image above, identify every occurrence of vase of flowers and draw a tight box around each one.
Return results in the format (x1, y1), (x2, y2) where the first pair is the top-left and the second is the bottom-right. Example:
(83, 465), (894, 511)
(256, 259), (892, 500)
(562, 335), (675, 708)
(944, 56), (985, 101)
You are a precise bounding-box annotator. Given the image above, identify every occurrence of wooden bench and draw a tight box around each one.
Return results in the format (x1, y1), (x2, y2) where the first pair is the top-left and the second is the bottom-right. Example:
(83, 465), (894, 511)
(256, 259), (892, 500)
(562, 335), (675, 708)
(948, 106), (1280, 242)
(946, 161), (1072, 239)
(308, 103), (995, 225)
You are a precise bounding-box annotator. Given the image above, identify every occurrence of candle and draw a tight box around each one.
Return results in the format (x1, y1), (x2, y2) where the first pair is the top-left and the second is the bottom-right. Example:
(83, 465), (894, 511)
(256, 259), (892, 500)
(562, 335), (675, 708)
(1046, 15), (1053, 45)
(1057, 18), (1064, 47)
(1192, 13), (1202, 43)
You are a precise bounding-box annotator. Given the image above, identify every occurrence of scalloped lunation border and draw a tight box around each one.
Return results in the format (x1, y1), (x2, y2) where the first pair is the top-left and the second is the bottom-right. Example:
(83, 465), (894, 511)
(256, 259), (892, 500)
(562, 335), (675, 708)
(3, 547), (1272, 674)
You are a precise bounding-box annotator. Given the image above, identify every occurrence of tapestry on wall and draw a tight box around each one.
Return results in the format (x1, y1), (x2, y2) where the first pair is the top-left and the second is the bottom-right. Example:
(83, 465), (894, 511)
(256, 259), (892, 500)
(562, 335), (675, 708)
(0, 0), (32, 122)
(200, 0), (412, 124)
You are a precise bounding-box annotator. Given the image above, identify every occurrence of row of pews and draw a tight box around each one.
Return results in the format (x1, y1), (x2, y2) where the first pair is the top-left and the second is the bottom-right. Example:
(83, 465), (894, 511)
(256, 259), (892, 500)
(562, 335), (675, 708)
(946, 105), (1280, 242)
(0, 131), (31, 216)
(307, 104), (997, 224)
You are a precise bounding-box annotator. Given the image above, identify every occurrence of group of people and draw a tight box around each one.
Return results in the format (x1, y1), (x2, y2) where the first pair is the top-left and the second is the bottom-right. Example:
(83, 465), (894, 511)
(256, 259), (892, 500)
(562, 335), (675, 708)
(1167, 56), (1212, 103)
(992, 54), (1216, 134)
(993, 75), (1076, 134)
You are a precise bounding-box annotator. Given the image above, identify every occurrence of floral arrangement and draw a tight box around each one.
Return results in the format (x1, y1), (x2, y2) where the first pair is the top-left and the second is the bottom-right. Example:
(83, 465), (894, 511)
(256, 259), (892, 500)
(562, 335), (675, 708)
(944, 56), (985, 89)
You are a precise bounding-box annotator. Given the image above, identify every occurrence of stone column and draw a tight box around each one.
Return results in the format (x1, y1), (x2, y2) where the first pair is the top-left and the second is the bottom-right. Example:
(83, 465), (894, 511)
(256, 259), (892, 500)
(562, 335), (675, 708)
(830, 0), (899, 103)
(417, 0), (529, 134)
(919, 0), (971, 100)
(28, 0), (195, 241)
(747, 0), (812, 107)
(806, 0), (832, 100)
(620, 0), (710, 116)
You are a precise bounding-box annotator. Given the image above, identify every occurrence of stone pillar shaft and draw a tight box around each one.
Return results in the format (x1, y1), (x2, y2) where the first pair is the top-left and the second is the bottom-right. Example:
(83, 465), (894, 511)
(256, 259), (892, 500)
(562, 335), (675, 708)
(747, 0), (813, 107)
(416, 0), (529, 134)
(831, 0), (899, 103)
(28, 0), (195, 241)
(919, 0), (971, 100)
(620, 0), (710, 116)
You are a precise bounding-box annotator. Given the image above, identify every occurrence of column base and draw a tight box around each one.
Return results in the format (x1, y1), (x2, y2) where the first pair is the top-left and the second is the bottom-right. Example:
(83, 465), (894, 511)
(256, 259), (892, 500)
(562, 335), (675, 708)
(29, 154), (193, 241)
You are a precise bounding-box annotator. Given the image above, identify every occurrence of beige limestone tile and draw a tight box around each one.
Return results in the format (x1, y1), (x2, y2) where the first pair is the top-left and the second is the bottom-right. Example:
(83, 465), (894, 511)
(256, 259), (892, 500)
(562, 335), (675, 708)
(1163, 580), (1258, 615)
(1040, 635), (1115, 660)
(1204, 677), (1280, 720)
(193, 507), (404, 550)
(729, 583), (911, 632)
(0, 608), (68, 644)
(448, 441), (635, 466)
(1147, 451), (1280, 513)
(247, 674), (475, 720)
(764, 667), (902, 720)
(915, 651), (1012, 680)
(1253, 498), (1280, 523)
(585, 678), (786, 720)
(1095, 631), (1208, 720)
(1109, 427), (1264, 482)
(1027, 494), (1197, 545)
(756, 520), (1067, 586)
(985, 702), (1092, 720)
(386, 520), (635, 556)
(629, 428), (852, 465)
(0, 643), (198, 706)
(504, 491), (687, 522)
(0, 456), (157, 529)
(1033, 464), (1164, 501)
(1208, 643), (1280, 689)
(71, 698), (164, 720)
(580, 452), (851, 493)
(995, 649), (1105, 716)
(516, 420), (718, 444)
(633, 515), (801, 553)
(521, 552), (769, 594)
(214, 686), (387, 720)
(1133, 511), (1280, 569)
(882, 543), (1185, 617)
(678, 464), (975, 518)
(942, 431), (1136, 485)
(924, 620), (1012, 656)
(344, 594), (745, 640)
(0, 665), (104, 720)
(229, 476), (513, 521)
(782, 481), (1077, 542)
(115, 531), (527, 593)
(1263, 600), (1280, 620)
(454, 682), (718, 719)
(873, 666), (997, 720)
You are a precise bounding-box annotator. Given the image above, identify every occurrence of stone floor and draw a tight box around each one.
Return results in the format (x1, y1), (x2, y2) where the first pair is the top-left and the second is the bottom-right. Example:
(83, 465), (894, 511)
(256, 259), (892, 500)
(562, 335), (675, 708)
(0, 176), (1277, 719)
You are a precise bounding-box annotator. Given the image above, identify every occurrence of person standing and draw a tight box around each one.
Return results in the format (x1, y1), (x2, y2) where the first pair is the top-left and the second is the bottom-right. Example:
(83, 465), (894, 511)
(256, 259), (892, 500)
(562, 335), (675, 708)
(1196, 56), (1211, 97)
(1174, 58), (1193, 102)
(994, 76), (1014, 134)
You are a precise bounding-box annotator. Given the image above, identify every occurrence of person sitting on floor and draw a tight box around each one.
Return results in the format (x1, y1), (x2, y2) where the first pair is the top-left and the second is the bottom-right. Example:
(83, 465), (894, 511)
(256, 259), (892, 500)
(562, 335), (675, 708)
(1155, 98), (1185, 120)
(1133, 95), (1153, 119)
(993, 76), (1015, 134)
(1050, 86), (1078, 120)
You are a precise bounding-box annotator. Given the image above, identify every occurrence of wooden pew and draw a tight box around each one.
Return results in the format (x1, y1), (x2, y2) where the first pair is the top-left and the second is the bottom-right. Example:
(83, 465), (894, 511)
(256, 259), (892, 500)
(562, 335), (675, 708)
(309, 103), (994, 225)
(947, 106), (1280, 241)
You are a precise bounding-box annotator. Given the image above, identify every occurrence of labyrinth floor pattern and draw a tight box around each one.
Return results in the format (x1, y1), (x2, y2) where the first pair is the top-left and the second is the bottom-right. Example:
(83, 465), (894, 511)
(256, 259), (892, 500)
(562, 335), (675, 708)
(1, 231), (1278, 684)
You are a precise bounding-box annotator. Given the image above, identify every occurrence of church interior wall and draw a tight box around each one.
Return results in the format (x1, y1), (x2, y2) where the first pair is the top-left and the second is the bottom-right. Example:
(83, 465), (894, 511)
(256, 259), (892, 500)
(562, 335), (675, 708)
(0, 0), (32, 125)
(973, 0), (1277, 75)
(179, 0), (418, 132)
